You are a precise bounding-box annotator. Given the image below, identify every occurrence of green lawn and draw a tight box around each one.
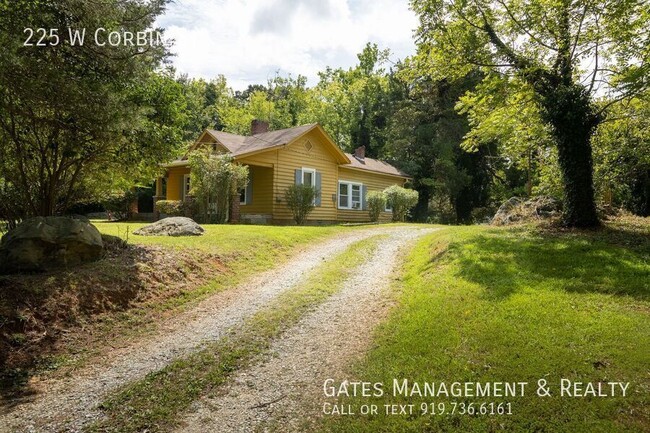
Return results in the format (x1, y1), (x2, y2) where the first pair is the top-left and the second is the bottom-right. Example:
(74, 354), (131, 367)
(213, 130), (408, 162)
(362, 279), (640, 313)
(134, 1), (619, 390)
(322, 224), (650, 433)
(94, 220), (355, 254)
(92, 221), (361, 308)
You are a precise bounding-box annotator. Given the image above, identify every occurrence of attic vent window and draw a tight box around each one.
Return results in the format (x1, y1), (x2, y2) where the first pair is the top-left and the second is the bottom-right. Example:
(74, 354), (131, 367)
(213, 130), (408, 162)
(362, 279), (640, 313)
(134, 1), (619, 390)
(212, 143), (218, 153)
(304, 141), (313, 152)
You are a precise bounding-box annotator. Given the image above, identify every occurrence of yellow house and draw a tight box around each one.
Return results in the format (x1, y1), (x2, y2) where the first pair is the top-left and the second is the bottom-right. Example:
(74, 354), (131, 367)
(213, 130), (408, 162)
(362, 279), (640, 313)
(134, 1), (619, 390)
(156, 121), (409, 224)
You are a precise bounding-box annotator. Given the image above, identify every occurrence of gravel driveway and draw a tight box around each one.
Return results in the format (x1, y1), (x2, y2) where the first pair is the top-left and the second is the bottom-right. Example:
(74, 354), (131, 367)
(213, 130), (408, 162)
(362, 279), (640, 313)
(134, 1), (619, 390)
(0, 226), (434, 433)
(174, 227), (436, 433)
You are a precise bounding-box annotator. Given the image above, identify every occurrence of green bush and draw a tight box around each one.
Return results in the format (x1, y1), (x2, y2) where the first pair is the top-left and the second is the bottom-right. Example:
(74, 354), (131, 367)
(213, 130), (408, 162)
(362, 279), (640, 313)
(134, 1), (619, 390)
(285, 184), (317, 225)
(156, 200), (184, 216)
(102, 190), (138, 221)
(384, 185), (419, 222)
(367, 191), (387, 222)
(189, 153), (249, 223)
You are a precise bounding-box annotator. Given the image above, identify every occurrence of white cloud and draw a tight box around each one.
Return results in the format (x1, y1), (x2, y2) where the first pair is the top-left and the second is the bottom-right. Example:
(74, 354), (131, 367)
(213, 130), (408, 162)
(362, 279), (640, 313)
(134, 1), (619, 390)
(156, 0), (418, 89)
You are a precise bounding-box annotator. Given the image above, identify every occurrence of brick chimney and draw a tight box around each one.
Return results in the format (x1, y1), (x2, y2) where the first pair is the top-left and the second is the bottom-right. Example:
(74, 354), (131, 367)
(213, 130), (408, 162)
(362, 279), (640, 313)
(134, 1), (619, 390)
(354, 145), (366, 160)
(251, 119), (269, 135)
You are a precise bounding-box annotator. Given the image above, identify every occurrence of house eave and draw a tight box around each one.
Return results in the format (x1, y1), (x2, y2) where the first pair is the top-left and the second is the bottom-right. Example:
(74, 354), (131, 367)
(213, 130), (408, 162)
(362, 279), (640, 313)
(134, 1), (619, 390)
(338, 165), (411, 180)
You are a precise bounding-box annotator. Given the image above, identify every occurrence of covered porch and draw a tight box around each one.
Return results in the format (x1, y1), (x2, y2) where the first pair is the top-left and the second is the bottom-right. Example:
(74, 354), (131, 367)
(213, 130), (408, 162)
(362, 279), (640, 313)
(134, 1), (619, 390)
(154, 163), (274, 223)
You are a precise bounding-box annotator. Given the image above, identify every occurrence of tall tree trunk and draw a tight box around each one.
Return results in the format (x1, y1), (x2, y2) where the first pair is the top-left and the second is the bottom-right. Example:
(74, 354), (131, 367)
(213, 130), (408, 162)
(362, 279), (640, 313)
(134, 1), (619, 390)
(539, 84), (600, 227)
(413, 185), (431, 222)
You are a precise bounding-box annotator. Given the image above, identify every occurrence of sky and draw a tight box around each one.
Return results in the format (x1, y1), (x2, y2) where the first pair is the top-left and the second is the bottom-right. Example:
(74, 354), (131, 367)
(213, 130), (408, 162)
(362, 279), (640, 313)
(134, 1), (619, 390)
(155, 0), (419, 90)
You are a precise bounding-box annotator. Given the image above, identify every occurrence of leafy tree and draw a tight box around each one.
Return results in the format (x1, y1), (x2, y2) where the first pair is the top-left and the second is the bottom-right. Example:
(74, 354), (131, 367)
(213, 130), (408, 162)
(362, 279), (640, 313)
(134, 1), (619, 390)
(188, 153), (248, 224)
(304, 43), (391, 155)
(268, 74), (310, 127)
(0, 0), (173, 224)
(411, 0), (650, 227)
(383, 66), (491, 223)
(592, 96), (650, 215)
(284, 184), (317, 225)
(177, 74), (230, 140)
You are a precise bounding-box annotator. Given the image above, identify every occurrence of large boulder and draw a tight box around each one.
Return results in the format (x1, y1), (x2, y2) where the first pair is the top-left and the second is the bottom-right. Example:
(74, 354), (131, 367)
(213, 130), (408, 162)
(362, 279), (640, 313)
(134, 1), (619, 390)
(491, 197), (524, 225)
(133, 217), (204, 237)
(0, 216), (104, 273)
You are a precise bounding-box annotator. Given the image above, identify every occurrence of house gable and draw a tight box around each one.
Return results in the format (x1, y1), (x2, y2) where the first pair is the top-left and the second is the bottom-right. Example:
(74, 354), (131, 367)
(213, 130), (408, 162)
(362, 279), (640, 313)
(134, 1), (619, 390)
(187, 130), (233, 156)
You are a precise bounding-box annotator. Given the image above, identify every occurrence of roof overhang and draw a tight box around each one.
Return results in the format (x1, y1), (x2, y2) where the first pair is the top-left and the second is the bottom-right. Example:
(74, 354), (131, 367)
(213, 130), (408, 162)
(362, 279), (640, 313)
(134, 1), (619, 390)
(339, 165), (411, 180)
(162, 160), (190, 168)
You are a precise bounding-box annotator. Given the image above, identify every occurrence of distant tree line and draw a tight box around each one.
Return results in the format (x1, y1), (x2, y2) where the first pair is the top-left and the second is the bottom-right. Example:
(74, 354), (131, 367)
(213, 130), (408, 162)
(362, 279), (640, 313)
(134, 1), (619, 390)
(1, 0), (648, 228)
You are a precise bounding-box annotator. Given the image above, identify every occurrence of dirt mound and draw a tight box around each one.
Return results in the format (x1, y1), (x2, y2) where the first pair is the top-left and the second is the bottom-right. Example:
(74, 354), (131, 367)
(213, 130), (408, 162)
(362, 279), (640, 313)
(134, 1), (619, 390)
(492, 196), (562, 225)
(0, 243), (226, 390)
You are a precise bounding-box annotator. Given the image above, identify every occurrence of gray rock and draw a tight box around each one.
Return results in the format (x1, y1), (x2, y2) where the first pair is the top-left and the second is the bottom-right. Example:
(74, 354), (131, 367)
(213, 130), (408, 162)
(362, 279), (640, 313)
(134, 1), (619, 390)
(527, 196), (562, 218)
(0, 216), (104, 273)
(133, 217), (204, 237)
(491, 197), (524, 225)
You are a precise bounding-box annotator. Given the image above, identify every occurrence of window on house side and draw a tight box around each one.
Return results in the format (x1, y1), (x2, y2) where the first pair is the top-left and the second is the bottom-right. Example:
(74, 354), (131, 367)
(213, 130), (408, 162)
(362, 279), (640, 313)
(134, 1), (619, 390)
(351, 184), (361, 209)
(183, 174), (191, 199)
(302, 168), (315, 187)
(338, 181), (362, 210)
(339, 182), (349, 208)
(240, 187), (246, 205)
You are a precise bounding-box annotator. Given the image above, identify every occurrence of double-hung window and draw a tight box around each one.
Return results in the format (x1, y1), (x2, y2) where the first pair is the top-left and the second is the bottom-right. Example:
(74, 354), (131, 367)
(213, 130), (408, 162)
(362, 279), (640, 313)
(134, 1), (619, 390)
(301, 167), (317, 204)
(302, 167), (316, 188)
(338, 181), (362, 210)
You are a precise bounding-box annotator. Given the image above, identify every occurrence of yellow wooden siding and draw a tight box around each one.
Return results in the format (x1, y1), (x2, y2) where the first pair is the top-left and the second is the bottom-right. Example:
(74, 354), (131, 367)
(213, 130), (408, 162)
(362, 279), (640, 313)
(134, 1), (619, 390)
(336, 167), (406, 222)
(166, 166), (190, 201)
(238, 130), (339, 222)
(240, 165), (273, 214)
(274, 134), (338, 221)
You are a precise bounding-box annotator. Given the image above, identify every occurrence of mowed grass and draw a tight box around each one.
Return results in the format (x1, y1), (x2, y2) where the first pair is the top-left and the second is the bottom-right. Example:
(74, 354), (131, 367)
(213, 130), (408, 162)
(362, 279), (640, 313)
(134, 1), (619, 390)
(93, 221), (359, 310)
(88, 235), (385, 433)
(95, 220), (355, 270)
(322, 224), (650, 433)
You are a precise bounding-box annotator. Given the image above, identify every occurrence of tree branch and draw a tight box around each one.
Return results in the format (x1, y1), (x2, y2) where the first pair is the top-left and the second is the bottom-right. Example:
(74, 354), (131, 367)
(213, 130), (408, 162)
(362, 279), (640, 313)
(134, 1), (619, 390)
(495, 0), (558, 51)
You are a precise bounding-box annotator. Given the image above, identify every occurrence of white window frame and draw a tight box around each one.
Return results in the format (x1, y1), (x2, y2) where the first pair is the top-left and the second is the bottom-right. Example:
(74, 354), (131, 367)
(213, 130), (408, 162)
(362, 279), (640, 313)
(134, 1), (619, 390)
(338, 180), (363, 210)
(183, 174), (191, 200)
(301, 167), (317, 205)
(301, 167), (316, 187)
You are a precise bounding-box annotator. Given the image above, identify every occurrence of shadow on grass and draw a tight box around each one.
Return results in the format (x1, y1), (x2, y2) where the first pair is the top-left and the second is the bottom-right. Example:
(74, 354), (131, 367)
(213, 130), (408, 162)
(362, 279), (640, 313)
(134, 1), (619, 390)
(450, 225), (650, 301)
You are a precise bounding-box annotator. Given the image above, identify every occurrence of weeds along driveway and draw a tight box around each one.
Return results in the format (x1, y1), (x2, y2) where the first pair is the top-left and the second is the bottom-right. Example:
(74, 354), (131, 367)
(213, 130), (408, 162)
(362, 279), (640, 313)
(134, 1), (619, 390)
(1, 225), (435, 433)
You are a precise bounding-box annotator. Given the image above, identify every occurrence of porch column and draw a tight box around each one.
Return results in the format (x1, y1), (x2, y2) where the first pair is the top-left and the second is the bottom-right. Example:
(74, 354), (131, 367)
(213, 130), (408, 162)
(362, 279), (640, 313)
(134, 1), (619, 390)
(153, 176), (165, 221)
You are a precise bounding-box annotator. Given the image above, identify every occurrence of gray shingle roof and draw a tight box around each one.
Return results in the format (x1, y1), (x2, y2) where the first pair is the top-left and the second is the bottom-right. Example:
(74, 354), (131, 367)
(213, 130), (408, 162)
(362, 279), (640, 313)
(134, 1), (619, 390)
(170, 124), (409, 178)
(207, 124), (317, 156)
(343, 153), (410, 177)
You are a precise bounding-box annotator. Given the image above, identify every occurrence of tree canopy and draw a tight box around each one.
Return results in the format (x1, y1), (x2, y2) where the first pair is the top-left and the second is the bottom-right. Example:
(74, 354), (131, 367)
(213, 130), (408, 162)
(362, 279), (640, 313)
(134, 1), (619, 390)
(0, 0), (174, 224)
(410, 0), (649, 226)
(1, 1), (648, 225)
